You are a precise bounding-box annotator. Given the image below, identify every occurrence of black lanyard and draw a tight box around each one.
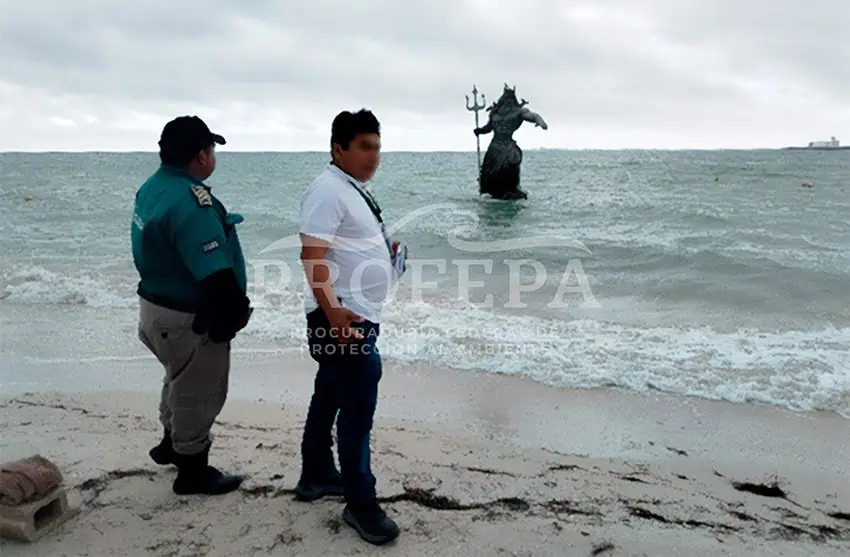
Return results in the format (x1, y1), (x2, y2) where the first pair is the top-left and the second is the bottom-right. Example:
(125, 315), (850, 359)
(348, 180), (383, 223)
(345, 178), (393, 257)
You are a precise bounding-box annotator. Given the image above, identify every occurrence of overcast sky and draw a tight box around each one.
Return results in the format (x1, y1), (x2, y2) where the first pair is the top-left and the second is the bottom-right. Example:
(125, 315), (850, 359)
(1, 0), (847, 151)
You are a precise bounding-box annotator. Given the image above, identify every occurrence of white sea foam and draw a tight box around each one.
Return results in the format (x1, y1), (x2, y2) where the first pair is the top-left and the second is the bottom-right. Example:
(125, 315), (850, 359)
(243, 288), (850, 418)
(2, 263), (848, 417)
(0, 264), (136, 308)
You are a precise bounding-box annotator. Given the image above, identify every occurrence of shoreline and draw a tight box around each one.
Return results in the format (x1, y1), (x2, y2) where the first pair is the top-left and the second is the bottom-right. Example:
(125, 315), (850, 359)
(3, 339), (849, 427)
(3, 298), (849, 420)
(2, 302), (848, 423)
(2, 353), (849, 555)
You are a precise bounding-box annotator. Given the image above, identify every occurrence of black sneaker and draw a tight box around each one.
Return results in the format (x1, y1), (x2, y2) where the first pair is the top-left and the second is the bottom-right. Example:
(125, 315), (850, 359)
(293, 472), (344, 501)
(343, 503), (400, 545)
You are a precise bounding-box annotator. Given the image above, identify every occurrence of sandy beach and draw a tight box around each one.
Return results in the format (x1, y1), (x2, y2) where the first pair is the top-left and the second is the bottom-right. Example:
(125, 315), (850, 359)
(1, 353), (849, 556)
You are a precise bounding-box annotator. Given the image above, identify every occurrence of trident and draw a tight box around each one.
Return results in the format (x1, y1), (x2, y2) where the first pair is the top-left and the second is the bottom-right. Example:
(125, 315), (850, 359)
(465, 84), (486, 181)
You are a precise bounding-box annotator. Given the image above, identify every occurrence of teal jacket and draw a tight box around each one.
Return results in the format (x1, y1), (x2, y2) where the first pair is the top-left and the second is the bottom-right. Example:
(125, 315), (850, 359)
(131, 165), (247, 312)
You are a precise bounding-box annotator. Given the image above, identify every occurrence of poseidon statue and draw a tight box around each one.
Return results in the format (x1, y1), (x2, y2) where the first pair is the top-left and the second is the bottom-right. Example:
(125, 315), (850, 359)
(474, 84), (548, 200)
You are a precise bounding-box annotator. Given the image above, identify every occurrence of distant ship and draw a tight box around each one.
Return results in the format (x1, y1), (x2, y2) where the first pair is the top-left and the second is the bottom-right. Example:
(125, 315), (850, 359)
(783, 136), (850, 150)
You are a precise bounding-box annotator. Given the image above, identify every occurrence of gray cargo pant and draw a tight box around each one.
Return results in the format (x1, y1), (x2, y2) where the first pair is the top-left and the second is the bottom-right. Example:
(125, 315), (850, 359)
(137, 297), (230, 455)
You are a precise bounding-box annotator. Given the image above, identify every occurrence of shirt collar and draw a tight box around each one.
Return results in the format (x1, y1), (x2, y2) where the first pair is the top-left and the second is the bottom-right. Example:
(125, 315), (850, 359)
(327, 162), (369, 191)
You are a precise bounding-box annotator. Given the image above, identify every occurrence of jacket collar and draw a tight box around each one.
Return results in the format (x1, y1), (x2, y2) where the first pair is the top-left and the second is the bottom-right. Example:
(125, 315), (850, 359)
(159, 164), (210, 189)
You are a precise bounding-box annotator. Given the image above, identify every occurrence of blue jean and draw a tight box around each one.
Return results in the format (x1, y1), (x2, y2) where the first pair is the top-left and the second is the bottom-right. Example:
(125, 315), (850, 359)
(301, 308), (382, 508)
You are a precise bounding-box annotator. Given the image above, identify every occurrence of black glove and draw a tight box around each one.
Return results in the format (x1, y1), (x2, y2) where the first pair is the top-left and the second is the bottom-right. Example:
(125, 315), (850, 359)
(193, 269), (252, 343)
(205, 307), (252, 343)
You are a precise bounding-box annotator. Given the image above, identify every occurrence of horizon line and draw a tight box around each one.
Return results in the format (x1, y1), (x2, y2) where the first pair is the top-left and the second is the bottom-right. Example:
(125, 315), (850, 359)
(0, 146), (814, 154)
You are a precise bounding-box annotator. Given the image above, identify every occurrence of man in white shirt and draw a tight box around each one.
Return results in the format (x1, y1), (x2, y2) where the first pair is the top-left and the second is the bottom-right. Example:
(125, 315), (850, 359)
(294, 109), (405, 545)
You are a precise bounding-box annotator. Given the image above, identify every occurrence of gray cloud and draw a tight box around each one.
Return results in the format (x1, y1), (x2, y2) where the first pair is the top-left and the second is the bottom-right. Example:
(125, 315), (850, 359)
(0, 0), (847, 150)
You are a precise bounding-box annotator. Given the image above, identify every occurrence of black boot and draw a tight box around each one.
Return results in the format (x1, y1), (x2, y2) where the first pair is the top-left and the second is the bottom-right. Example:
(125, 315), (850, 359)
(149, 428), (179, 466)
(172, 445), (244, 496)
(343, 502), (400, 545)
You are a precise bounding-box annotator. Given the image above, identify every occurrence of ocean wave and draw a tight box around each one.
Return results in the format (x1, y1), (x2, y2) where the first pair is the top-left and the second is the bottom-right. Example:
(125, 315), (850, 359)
(240, 292), (850, 418)
(383, 307), (850, 418)
(3, 262), (848, 418)
(0, 264), (136, 308)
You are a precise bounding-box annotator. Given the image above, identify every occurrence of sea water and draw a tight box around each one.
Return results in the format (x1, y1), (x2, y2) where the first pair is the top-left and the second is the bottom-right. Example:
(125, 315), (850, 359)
(1, 150), (848, 416)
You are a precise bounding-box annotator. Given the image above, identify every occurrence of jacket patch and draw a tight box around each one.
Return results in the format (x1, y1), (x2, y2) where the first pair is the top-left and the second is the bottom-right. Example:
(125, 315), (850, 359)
(202, 240), (220, 253)
(191, 185), (212, 207)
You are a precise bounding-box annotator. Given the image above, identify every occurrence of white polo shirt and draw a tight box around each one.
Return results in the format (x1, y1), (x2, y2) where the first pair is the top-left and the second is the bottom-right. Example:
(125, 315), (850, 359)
(300, 163), (397, 323)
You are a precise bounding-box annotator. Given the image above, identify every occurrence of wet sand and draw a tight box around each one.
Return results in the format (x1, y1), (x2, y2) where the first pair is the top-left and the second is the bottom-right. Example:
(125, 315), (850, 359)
(1, 352), (849, 556)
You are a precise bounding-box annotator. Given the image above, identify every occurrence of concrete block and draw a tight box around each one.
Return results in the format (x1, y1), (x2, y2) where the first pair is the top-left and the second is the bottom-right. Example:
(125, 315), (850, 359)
(0, 486), (78, 543)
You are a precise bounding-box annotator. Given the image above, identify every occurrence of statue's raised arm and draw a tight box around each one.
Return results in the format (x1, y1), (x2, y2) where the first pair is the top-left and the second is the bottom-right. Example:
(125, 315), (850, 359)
(521, 107), (548, 130)
(473, 83), (549, 200)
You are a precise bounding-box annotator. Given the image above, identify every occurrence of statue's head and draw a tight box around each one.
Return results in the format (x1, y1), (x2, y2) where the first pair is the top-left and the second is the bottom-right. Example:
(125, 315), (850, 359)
(488, 83), (520, 112)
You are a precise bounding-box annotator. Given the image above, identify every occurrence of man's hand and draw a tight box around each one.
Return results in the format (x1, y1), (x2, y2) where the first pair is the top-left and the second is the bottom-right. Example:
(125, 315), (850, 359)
(325, 306), (365, 343)
(301, 233), (365, 342)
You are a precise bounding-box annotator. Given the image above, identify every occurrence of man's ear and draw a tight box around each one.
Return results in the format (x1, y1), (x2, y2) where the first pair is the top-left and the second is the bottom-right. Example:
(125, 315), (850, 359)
(197, 146), (213, 164)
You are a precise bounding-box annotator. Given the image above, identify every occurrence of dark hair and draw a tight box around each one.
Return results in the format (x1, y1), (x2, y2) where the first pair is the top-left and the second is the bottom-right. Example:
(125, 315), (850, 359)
(330, 109), (380, 150)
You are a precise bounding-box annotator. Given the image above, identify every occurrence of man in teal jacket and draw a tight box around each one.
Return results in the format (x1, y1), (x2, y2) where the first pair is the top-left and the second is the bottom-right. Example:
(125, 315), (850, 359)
(131, 115), (251, 495)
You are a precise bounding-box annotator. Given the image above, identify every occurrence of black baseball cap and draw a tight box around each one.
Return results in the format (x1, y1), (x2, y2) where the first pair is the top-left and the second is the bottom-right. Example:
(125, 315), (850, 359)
(158, 115), (226, 163)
